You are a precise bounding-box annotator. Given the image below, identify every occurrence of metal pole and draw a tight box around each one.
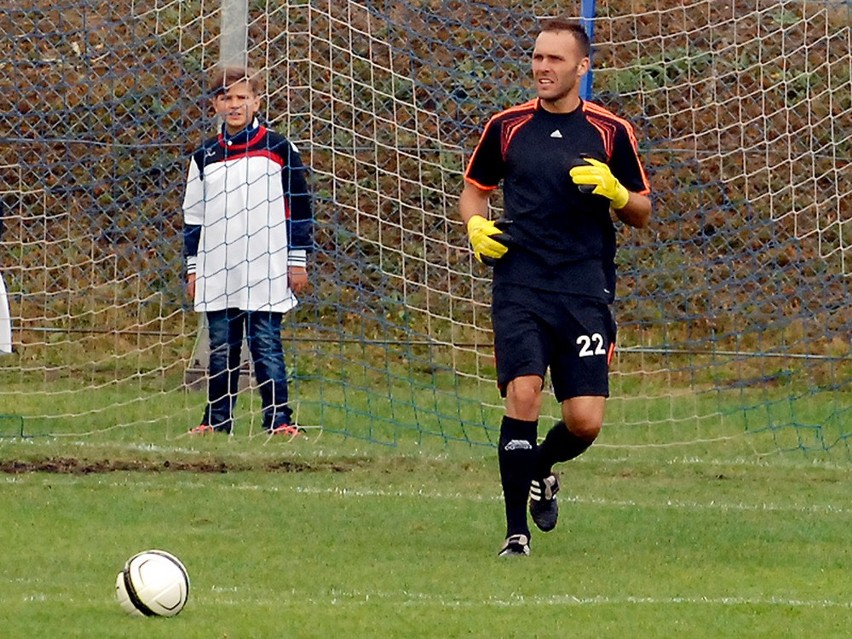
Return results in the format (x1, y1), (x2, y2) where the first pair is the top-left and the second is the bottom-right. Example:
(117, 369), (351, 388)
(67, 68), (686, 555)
(185, 0), (251, 390)
(580, 0), (596, 100)
(220, 0), (248, 67)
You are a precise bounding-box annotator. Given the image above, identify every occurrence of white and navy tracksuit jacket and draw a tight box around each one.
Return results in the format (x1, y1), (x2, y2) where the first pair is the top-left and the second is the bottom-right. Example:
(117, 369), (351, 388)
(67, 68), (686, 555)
(182, 119), (313, 313)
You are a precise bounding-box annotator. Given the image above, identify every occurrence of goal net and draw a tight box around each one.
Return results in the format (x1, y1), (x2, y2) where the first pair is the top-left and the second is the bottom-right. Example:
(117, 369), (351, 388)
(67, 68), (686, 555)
(0, 0), (849, 460)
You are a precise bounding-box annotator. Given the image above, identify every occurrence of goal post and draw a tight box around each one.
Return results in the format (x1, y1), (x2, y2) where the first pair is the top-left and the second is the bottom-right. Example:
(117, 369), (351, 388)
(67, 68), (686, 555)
(183, 0), (253, 391)
(0, 0), (848, 460)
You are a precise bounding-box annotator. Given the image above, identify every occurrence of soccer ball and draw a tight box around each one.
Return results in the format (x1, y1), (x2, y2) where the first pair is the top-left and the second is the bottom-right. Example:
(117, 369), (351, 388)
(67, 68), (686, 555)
(115, 549), (190, 617)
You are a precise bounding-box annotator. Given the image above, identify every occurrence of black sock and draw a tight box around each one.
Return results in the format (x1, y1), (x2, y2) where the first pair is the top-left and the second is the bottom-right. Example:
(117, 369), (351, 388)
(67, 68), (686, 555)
(535, 421), (594, 478)
(498, 415), (537, 538)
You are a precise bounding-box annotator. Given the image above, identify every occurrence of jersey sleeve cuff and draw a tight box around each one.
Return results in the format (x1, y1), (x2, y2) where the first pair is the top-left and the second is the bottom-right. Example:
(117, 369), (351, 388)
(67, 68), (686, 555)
(287, 249), (307, 267)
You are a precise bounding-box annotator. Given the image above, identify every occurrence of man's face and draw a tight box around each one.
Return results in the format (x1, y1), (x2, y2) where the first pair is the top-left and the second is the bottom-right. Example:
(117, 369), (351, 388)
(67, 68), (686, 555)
(531, 30), (589, 109)
(212, 80), (261, 133)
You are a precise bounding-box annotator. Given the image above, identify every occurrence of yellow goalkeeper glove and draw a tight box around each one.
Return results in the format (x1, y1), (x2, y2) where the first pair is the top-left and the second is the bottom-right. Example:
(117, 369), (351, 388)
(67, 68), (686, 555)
(569, 157), (631, 210)
(466, 215), (510, 264)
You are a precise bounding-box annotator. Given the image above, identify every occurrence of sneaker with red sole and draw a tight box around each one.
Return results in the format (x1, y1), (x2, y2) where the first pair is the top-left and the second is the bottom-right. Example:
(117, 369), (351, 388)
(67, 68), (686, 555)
(267, 424), (302, 437)
(188, 424), (214, 435)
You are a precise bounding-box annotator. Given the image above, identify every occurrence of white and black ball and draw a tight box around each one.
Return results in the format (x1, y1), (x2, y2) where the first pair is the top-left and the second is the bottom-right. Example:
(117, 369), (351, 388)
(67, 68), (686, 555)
(115, 549), (190, 617)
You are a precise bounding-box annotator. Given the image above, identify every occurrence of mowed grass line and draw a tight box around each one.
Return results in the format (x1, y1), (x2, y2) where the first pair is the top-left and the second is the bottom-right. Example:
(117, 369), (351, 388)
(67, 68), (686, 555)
(0, 453), (850, 639)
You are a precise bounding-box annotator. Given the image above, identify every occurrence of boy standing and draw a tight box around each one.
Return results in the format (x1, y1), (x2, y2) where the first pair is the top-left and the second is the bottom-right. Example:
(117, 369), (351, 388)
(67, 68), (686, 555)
(183, 66), (313, 436)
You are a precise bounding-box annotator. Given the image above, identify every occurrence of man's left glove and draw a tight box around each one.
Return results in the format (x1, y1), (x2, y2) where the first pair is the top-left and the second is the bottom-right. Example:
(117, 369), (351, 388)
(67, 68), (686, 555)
(569, 158), (630, 210)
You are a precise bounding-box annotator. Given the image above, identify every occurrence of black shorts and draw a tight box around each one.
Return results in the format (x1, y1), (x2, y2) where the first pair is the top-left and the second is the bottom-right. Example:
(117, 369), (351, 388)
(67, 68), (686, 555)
(491, 284), (616, 401)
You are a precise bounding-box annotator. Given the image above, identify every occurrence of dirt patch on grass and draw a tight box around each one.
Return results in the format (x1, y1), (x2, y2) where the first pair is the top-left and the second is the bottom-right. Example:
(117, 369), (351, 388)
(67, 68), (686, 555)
(0, 456), (354, 474)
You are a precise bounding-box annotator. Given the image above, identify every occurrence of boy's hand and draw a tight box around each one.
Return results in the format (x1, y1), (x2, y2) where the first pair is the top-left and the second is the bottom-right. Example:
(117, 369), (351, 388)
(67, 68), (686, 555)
(289, 266), (308, 294)
(186, 273), (196, 301)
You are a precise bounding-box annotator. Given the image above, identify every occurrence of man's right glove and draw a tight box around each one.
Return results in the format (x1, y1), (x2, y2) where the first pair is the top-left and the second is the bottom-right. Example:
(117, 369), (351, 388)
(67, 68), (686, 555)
(466, 215), (510, 264)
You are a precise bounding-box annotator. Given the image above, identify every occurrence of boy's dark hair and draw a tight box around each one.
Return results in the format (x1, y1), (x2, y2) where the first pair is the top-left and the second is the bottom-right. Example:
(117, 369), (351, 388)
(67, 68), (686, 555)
(538, 17), (591, 57)
(207, 65), (263, 96)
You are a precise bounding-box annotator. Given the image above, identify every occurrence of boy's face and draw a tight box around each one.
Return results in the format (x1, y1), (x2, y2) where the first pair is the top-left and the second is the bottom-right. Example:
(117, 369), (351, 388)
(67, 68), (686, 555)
(212, 80), (261, 134)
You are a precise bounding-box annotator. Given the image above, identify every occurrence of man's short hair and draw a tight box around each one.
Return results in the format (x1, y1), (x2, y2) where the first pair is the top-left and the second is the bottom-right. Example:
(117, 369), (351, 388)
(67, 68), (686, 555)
(538, 17), (591, 57)
(207, 65), (263, 97)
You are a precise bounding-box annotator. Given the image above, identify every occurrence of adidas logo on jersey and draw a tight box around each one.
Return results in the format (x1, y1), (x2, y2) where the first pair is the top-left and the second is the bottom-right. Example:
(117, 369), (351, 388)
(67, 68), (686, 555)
(550, 129), (563, 138)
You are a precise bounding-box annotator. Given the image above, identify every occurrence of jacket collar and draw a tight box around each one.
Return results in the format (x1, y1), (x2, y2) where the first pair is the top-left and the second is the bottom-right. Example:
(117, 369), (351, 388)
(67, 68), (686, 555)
(221, 117), (261, 145)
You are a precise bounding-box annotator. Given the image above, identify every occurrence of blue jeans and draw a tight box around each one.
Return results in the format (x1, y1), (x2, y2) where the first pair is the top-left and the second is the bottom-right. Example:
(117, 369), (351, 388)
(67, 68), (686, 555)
(203, 309), (291, 433)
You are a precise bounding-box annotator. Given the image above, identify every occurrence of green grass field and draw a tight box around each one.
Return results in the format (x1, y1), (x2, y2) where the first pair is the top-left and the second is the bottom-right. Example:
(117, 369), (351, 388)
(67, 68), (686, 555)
(1, 428), (850, 638)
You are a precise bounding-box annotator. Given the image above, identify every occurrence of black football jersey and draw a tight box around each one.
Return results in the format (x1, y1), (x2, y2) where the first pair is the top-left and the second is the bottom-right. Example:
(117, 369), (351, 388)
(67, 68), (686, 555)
(464, 98), (650, 301)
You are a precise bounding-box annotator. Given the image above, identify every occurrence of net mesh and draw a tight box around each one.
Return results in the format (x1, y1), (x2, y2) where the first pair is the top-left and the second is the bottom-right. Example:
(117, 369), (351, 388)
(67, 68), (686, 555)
(0, 0), (849, 459)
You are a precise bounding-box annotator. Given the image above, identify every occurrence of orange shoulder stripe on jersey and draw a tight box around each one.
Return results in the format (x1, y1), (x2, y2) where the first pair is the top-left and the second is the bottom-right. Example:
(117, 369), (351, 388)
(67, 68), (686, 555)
(585, 113), (617, 159)
(501, 113), (534, 158)
(582, 101), (651, 194)
(492, 100), (536, 159)
(464, 100), (537, 184)
(582, 101), (642, 131)
(489, 98), (537, 120)
(463, 175), (500, 191)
